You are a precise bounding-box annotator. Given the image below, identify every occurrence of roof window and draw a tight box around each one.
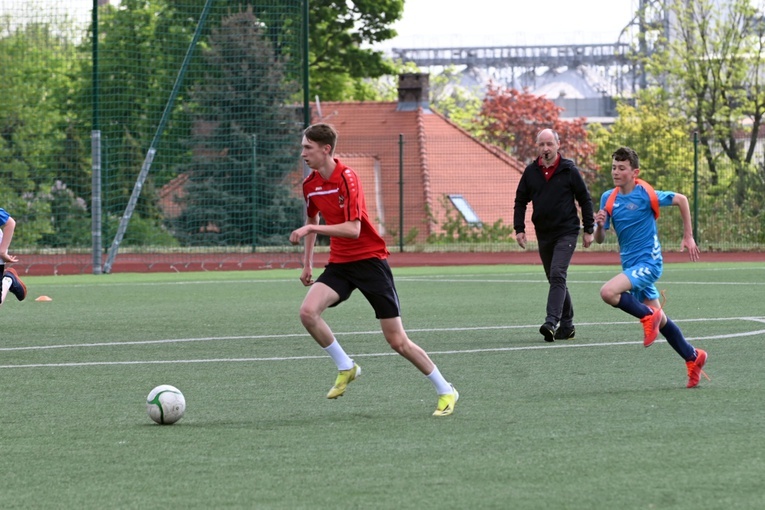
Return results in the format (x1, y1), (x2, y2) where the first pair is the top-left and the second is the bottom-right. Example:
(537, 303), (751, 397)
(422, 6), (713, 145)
(448, 194), (482, 227)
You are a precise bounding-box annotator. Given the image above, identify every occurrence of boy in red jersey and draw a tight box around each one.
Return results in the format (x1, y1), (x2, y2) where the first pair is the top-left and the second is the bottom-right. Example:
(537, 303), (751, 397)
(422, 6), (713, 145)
(289, 124), (458, 416)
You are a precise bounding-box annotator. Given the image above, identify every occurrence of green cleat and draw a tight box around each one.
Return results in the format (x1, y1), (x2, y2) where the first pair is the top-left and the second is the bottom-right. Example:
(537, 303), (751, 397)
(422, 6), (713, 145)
(326, 363), (360, 399)
(432, 385), (459, 417)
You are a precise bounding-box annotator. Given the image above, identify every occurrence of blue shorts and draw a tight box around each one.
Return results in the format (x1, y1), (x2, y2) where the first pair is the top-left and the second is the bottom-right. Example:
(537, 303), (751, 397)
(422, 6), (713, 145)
(623, 260), (663, 303)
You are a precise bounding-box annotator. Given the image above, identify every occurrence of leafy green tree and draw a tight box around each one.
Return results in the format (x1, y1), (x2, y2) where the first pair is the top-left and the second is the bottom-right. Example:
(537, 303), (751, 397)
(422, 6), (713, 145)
(168, 8), (302, 247)
(589, 89), (696, 200)
(646, 0), (765, 206)
(38, 181), (91, 248)
(429, 66), (483, 132)
(154, 0), (403, 101)
(0, 18), (86, 246)
(308, 0), (404, 100)
(477, 85), (597, 178)
(83, 0), (189, 221)
(358, 60), (419, 101)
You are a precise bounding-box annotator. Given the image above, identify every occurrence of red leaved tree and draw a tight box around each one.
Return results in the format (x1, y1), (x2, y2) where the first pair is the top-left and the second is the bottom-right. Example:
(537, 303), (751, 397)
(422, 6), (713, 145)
(478, 84), (598, 179)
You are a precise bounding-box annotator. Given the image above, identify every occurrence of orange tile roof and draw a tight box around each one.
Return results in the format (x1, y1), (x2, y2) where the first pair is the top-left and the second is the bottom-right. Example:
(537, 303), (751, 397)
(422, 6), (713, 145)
(314, 102), (535, 243)
(158, 172), (189, 219)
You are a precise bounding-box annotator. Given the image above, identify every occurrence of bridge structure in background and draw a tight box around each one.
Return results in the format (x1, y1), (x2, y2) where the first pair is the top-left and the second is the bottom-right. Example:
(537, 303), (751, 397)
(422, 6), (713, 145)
(392, 42), (639, 120)
(392, 43), (632, 69)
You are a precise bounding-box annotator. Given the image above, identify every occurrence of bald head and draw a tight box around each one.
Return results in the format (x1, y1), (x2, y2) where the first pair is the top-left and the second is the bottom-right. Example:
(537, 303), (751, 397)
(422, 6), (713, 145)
(536, 129), (560, 166)
(536, 129), (559, 144)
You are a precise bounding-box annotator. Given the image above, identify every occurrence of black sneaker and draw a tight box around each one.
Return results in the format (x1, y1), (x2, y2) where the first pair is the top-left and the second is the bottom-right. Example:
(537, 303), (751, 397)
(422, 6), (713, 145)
(554, 326), (575, 340)
(4, 268), (27, 301)
(539, 322), (556, 342)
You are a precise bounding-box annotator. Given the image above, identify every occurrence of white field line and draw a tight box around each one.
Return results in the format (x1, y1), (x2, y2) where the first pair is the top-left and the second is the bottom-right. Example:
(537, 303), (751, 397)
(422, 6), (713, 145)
(398, 278), (765, 285)
(1, 317), (763, 369)
(1, 316), (761, 353)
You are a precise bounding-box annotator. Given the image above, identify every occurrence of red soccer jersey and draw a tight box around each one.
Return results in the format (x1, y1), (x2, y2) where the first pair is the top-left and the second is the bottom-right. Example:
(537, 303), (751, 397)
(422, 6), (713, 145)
(302, 159), (389, 263)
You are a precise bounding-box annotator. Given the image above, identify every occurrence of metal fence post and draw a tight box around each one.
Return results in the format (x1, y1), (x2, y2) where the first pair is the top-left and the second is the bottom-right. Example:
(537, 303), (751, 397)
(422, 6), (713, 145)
(693, 131), (699, 241)
(398, 133), (404, 252)
(91, 0), (101, 274)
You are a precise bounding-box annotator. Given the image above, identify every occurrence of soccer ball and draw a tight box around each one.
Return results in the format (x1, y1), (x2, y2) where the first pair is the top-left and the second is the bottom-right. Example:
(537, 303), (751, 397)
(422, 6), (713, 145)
(146, 385), (186, 425)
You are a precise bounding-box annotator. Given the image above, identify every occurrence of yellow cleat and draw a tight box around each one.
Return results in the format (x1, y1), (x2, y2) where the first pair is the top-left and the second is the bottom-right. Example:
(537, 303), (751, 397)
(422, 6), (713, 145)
(326, 363), (360, 399)
(432, 385), (459, 417)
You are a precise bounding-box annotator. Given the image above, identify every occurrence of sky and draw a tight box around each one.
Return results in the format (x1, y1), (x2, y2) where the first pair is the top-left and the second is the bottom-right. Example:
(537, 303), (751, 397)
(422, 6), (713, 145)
(7, 0), (638, 50)
(375, 0), (638, 51)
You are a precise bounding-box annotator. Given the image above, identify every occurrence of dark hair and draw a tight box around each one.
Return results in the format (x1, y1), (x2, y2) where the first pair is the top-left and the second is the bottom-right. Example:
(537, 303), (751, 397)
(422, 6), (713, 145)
(303, 123), (337, 154)
(611, 146), (639, 169)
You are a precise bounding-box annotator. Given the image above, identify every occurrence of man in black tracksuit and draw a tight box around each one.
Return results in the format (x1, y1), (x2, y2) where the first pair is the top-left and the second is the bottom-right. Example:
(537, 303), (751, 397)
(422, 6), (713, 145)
(514, 129), (595, 342)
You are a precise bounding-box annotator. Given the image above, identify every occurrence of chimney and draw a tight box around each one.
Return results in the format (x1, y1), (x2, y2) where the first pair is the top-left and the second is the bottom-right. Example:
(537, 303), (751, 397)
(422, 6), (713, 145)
(396, 73), (431, 112)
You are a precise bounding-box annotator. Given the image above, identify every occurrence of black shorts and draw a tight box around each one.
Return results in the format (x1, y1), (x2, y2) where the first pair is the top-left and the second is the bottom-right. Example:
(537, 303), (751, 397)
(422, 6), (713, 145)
(316, 257), (402, 319)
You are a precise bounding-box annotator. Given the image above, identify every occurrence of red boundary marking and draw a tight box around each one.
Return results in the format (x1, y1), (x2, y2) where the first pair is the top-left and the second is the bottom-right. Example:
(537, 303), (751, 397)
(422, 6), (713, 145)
(10, 250), (765, 275)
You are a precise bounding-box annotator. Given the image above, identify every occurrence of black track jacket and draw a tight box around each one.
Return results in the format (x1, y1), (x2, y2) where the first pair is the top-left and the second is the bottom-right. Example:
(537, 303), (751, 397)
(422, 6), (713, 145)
(513, 156), (595, 241)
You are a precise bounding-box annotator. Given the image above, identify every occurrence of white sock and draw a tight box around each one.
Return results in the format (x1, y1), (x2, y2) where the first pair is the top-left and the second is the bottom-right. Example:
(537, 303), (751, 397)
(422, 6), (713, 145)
(427, 366), (453, 395)
(0, 276), (10, 305)
(323, 339), (354, 371)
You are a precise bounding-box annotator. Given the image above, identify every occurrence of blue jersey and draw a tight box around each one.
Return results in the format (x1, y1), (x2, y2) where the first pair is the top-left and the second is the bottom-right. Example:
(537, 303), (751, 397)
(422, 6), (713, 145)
(600, 185), (675, 269)
(0, 208), (9, 227)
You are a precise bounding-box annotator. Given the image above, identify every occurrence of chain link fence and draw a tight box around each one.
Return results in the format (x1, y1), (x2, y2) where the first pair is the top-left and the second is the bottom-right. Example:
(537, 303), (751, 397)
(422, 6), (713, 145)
(0, 1), (761, 275)
(2, 0), (307, 274)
